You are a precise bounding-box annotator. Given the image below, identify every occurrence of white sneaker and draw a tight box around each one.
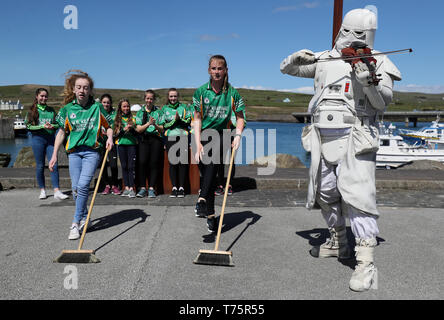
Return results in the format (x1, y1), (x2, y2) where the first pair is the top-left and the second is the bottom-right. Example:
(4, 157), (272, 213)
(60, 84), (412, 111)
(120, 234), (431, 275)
(54, 190), (69, 200)
(68, 224), (80, 240)
(79, 219), (89, 233)
(39, 189), (47, 200)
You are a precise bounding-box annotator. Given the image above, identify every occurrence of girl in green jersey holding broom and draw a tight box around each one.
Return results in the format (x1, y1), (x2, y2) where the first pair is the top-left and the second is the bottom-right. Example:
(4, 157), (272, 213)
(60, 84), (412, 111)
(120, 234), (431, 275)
(192, 55), (246, 233)
(49, 70), (113, 240)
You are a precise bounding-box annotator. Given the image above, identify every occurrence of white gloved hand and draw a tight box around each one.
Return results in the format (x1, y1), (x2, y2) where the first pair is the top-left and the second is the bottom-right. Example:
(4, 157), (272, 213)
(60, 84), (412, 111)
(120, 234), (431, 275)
(289, 49), (316, 65)
(354, 61), (371, 87)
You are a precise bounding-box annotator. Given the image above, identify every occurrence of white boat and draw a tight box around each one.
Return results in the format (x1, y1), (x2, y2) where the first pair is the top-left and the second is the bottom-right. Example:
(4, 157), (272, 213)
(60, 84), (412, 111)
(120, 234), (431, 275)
(376, 123), (444, 169)
(13, 117), (27, 136)
(398, 117), (444, 144)
(424, 139), (444, 150)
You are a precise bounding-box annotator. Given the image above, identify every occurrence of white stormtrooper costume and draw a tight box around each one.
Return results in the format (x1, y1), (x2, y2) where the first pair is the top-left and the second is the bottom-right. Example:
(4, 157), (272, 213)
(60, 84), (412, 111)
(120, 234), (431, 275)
(280, 6), (401, 292)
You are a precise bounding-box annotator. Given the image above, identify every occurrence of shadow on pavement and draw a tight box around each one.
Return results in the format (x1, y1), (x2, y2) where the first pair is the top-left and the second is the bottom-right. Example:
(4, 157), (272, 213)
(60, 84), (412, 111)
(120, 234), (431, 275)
(202, 211), (262, 252)
(88, 209), (149, 253)
(295, 227), (386, 270)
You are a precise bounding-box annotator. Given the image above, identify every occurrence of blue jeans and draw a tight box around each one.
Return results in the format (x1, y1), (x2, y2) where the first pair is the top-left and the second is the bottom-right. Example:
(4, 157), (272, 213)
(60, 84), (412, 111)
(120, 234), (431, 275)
(31, 133), (59, 189)
(68, 147), (100, 224)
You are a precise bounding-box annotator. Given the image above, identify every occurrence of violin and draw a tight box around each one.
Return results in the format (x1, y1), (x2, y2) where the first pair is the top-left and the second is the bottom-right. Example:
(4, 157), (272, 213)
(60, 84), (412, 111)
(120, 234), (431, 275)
(341, 41), (381, 85)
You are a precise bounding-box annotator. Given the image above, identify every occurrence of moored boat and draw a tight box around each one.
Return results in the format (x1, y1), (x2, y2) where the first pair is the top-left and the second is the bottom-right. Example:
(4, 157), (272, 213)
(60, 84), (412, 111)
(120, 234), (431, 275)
(376, 123), (444, 169)
(398, 117), (444, 144)
(13, 117), (27, 137)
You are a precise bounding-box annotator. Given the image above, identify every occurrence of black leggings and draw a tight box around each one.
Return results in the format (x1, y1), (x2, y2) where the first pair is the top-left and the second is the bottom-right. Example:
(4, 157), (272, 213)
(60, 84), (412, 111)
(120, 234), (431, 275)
(198, 132), (226, 215)
(118, 145), (137, 188)
(101, 145), (119, 186)
(165, 135), (189, 189)
(216, 135), (235, 186)
(137, 135), (163, 189)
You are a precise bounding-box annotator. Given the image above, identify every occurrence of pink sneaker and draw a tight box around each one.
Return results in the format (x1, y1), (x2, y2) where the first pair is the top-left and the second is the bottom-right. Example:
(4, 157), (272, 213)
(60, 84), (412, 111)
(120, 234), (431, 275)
(111, 186), (121, 195)
(102, 185), (111, 195)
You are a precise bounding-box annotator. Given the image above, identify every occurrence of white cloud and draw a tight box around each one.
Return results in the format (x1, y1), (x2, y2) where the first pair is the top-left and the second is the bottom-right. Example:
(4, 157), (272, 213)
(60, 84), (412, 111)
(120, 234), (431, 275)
(278, 87), (315, 94)
(241, 85), (275, 91)
(395, 84), (444, 94)
(199, 34), (221, 42)
(241, 85), (314, 94)
(273, 2), (320, 13)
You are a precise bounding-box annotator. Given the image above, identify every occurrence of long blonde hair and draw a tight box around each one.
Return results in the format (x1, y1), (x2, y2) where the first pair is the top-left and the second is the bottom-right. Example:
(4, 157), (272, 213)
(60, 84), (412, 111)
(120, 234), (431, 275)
(62, 69), (94, 105)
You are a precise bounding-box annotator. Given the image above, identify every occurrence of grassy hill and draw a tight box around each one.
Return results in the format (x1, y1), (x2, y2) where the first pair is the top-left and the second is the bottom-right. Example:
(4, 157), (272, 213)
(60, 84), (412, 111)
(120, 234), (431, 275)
(1, 84), (444, 121)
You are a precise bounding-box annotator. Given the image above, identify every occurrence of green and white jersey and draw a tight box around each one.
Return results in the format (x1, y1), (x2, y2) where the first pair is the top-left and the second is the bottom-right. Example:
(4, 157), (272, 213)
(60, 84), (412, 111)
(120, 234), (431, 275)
(192, 82), (246, 131)
(103, 108), (116, 127)
(25, 104), (59, 135)
(135, 105), (163, 137)
(56, 99), (110, 152)
(113, 113), (138, 146)
(160, 103), (192, 136)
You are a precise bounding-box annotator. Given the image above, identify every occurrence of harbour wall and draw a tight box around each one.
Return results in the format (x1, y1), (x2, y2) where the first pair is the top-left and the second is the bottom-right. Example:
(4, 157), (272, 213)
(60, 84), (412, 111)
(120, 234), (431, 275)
(0, 119), (14, 139)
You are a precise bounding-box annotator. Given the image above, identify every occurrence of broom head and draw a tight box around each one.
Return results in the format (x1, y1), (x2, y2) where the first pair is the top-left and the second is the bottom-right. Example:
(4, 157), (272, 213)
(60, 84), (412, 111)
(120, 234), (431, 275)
(193, 249), (234, 267)
(53, 249), (100, 263)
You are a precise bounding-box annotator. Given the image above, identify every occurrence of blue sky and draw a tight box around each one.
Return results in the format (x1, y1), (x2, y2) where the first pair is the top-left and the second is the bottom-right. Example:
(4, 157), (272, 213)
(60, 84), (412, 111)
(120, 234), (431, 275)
(1, 0), (443, 94)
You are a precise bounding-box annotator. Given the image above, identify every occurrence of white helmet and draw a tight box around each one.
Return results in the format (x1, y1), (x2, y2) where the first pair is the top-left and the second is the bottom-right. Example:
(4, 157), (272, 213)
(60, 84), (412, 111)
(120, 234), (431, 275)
(335, 5), (378, 51)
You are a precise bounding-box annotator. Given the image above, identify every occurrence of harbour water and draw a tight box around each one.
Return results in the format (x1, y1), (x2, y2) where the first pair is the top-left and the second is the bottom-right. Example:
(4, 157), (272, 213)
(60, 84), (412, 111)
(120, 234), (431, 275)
(0, 121), (430, 168)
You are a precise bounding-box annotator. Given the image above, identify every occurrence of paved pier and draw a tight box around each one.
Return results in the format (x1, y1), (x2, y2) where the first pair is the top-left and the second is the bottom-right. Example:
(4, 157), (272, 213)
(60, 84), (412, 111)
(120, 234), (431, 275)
(0, 166), (443, 301)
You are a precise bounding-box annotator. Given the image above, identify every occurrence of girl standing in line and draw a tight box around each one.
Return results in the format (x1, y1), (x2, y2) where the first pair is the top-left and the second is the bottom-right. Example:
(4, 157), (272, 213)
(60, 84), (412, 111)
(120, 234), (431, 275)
(161, 88), (192, 198)
(135, 90), (164, 198)
(49, 70), (113, 240)
(113, 99), (138, 198)
(192, 55), (245, 233)
(99, 94), (120, 195)
(26, 88), (68, 200)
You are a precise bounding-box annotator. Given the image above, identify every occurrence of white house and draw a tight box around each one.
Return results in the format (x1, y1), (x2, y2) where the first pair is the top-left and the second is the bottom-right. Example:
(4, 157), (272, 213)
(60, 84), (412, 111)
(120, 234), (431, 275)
(0, 100), (24, 111)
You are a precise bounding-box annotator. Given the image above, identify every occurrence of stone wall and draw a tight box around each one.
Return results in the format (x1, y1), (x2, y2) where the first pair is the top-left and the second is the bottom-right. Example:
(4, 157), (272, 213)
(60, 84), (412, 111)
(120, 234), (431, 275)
(0, 119), (14, 139)
(13, 146), (69, 168)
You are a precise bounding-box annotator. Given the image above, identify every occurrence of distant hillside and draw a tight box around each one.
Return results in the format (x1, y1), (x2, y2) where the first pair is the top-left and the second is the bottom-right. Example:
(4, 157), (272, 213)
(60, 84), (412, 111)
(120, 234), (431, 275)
(1, 84), (444, 121)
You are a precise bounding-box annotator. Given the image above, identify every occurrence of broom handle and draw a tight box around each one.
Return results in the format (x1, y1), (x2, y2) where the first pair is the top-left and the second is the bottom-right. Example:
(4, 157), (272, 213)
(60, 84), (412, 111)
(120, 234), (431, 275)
(77, 148), (109, 250)
(214, 147), (236, 252)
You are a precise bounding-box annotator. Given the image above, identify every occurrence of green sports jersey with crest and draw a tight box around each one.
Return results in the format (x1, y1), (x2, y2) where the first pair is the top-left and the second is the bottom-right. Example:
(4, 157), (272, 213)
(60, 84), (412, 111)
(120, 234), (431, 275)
(56, 99), (110, 152)
(192, 82), (246, 131)
(160, 103), (192, 136)
(113, 113), (138, 145)
(103, 108), (116, 127)
(135, 105), (163, 137)
(25, 104), (60, 135)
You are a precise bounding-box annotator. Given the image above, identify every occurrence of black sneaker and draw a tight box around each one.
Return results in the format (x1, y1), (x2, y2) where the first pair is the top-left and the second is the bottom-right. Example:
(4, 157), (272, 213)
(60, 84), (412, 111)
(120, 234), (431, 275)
(195, 200), (208, 217)
(177, 188), (185, 198)
(207, 216), (217, 233)
(227, 185), (233, 196)
(170, 188), (177, 198)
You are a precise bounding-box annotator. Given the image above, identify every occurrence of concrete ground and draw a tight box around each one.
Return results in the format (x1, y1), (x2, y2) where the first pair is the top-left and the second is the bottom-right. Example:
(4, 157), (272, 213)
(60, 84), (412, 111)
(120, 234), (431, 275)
(0, 188), (443, 301)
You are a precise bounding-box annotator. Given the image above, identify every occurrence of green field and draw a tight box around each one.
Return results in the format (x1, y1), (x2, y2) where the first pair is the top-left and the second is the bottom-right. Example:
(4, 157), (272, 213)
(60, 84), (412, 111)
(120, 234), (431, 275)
(1, 84), (443, 121)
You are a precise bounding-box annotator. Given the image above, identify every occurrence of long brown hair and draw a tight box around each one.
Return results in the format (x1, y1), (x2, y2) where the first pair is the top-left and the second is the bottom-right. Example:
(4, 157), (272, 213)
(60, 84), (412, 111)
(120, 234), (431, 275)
(27, 88), (49, 125)
(113, 98), (132, 136)
(209, 55), (229, 93)
(62, 69), (94, 105)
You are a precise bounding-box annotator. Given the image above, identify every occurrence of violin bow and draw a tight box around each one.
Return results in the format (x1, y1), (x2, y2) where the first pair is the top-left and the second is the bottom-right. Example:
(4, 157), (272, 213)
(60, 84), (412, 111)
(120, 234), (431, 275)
(316, 48), (413, 63)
